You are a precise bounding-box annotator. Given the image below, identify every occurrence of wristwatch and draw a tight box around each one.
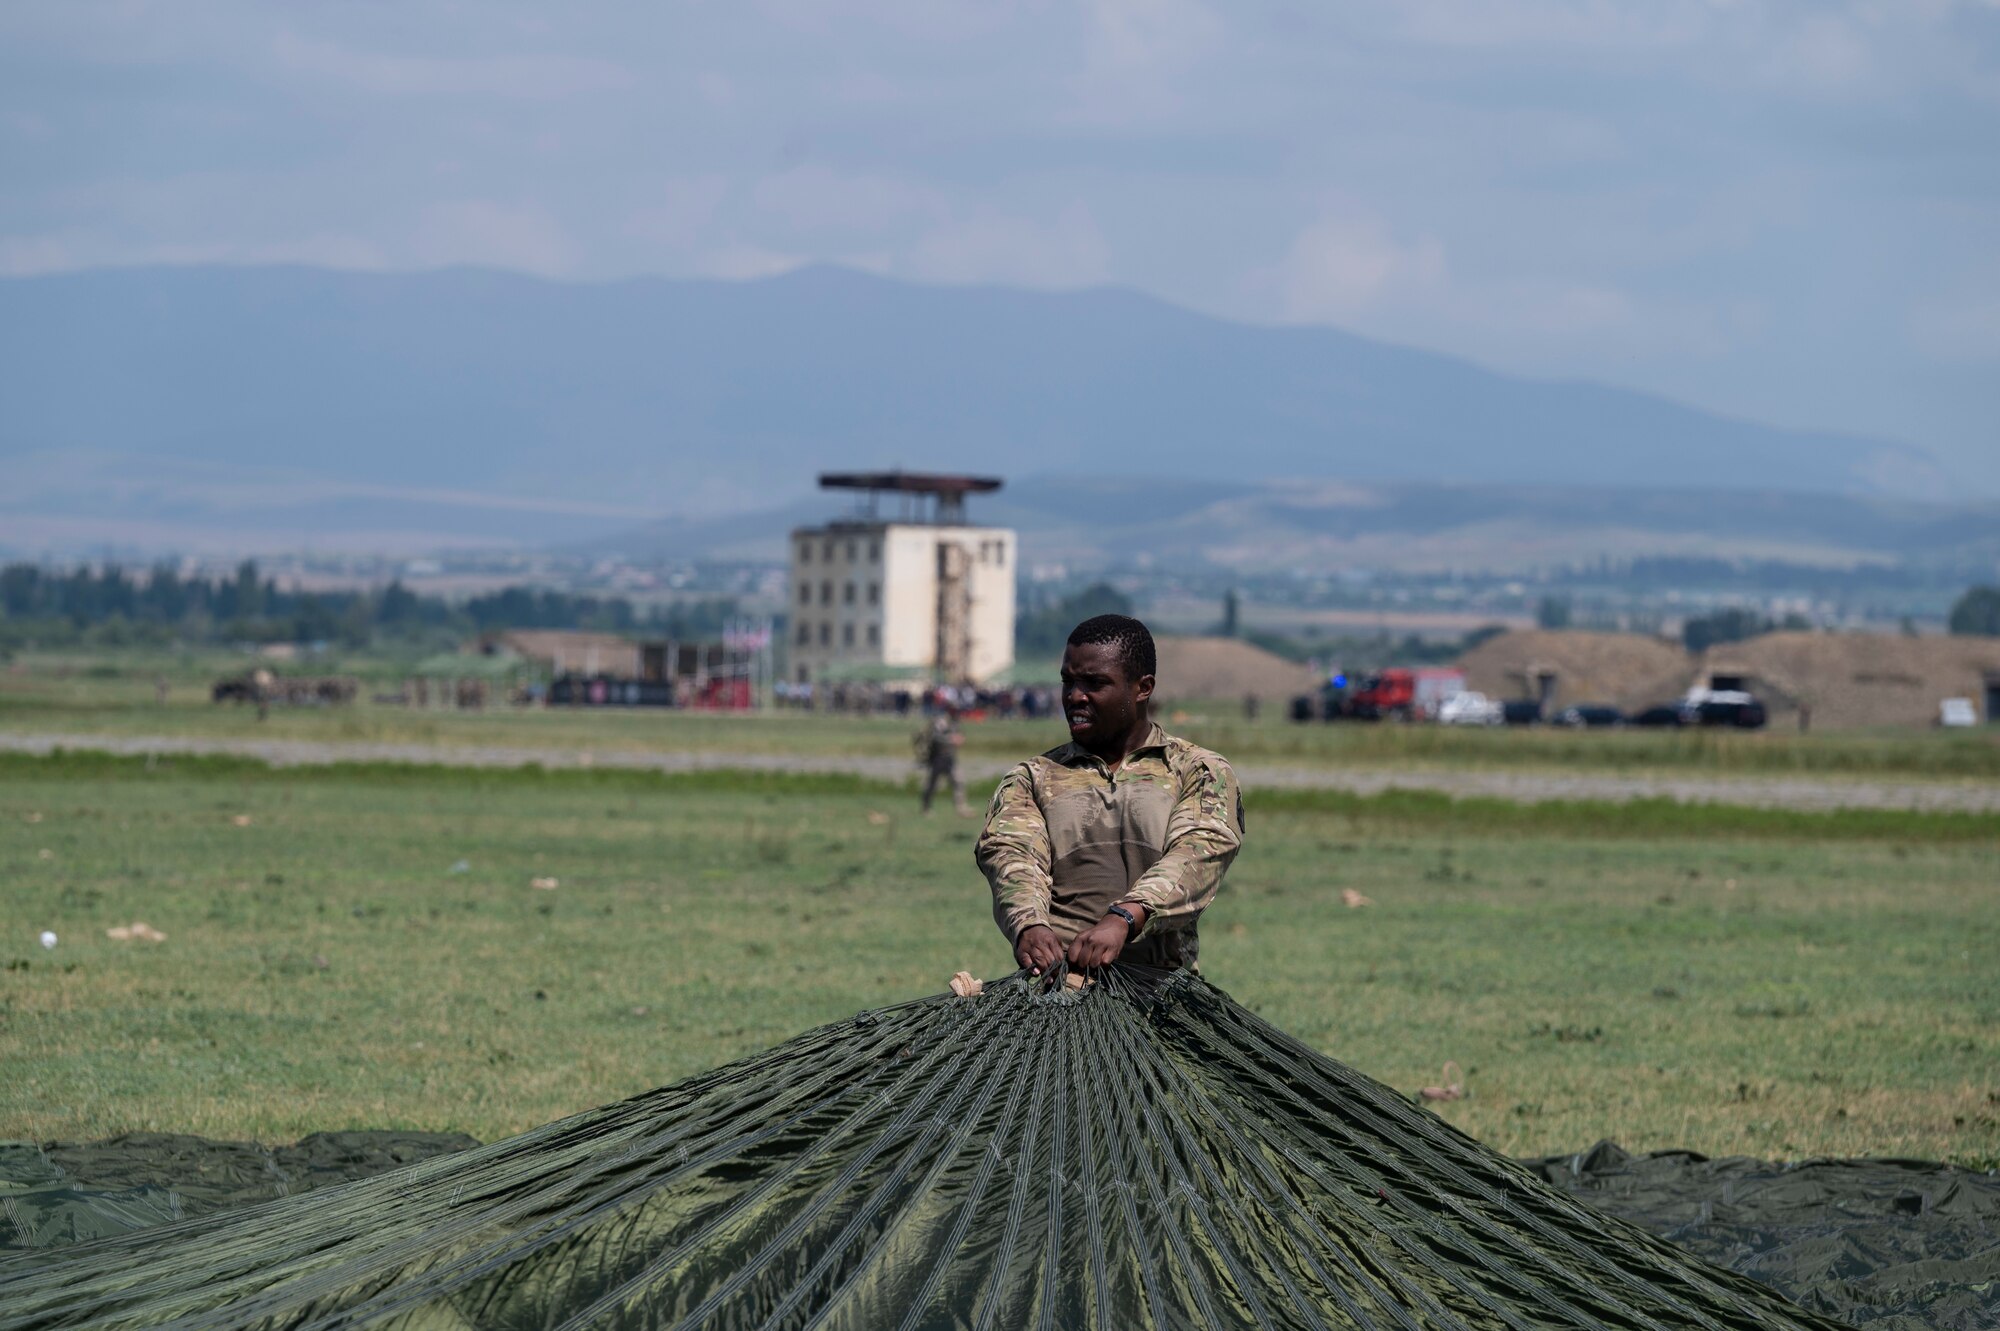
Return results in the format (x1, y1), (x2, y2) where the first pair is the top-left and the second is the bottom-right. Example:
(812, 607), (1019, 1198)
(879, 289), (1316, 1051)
(1107, 903), (1140, 939)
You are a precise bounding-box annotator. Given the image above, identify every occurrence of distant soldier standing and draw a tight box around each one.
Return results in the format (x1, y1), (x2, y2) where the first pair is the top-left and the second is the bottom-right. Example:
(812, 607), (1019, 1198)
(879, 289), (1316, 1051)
(918, 705), (970, 816)
(252, 667), (274, 723)
(977, 614), (1243, 975)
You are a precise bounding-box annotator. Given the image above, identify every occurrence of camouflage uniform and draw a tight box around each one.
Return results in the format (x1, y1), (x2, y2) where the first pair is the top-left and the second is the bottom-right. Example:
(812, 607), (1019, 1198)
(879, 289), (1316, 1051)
(919, 714), (967, 814)
(974, 723), (1243, 971)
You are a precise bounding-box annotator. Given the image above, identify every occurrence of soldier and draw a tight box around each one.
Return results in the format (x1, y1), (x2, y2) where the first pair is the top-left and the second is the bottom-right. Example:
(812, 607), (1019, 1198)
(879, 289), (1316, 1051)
(918, 706), (970, 816)
(252, 667), (274, 723)
(976, 614), (1243, 975)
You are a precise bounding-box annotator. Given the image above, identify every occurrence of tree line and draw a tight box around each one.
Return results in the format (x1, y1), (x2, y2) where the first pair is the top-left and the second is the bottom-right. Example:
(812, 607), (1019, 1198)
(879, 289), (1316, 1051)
(0, 561), (738, 649)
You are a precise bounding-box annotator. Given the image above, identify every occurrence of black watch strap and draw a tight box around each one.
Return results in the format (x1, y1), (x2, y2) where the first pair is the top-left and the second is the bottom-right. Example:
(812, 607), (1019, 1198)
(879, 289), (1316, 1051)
(1107, 903), (1140, 938)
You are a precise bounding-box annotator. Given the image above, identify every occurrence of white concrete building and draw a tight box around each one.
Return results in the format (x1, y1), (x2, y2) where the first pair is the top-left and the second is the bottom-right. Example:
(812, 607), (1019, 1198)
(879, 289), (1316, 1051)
(788, 473), (1016, 686)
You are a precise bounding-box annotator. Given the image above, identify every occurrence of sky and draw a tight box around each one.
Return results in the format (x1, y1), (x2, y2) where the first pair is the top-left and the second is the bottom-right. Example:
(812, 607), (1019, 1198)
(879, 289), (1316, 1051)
(3, 0), (1997, 491)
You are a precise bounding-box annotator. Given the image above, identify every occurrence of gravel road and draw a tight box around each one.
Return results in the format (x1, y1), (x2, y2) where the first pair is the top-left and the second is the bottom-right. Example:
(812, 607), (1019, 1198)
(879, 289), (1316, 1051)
(7, 731), (1998, 814)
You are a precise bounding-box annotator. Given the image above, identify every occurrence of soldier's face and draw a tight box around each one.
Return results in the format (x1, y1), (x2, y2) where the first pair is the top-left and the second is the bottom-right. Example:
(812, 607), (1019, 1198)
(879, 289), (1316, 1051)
(1060, 642), (1154, 748)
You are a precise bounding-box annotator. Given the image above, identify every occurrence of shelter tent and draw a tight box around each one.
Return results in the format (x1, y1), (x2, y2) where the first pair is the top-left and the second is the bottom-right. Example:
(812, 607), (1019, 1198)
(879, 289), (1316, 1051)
(0, 970), (1850, 1329)
(1460, 626), (2000, 728)
(1698, 631), (2000, 729)
(1456, 630), (1690, 715)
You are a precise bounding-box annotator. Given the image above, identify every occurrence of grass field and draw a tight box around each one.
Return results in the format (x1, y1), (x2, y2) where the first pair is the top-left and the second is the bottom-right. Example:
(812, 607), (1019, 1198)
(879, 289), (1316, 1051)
(7, 650), (2000, 781)
(3, 751), (1994, 1166)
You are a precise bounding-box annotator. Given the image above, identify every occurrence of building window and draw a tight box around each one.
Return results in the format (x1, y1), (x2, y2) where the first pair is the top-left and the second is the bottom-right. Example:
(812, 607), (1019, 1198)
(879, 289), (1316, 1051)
(818, 623), (831, 646)
(843, 581), (856, 604)
(867, 582), (879, 606)
(796, 621), (810, 646)
(866, 624), (879, 646)
(821, 580), (834, 605)
(845, 540), (857, 561)
(842, 623), (855, 648)
(799, 540), (811, 564)
(823, 541), (835, 562)
(796, 664), (809, 683)
(868, 542), (880, 562)
(993, 543), (1006, 568)
(797, 584), (810, 606)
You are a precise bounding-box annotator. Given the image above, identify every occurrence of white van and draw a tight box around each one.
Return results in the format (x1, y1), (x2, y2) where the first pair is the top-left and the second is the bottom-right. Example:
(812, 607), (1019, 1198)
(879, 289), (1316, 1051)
(1938, 697), (1977, 728)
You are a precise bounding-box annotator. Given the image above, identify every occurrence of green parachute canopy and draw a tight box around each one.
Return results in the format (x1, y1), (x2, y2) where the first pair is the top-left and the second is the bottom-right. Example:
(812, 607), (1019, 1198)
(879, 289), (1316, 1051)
(1, 969), (1857, 1330)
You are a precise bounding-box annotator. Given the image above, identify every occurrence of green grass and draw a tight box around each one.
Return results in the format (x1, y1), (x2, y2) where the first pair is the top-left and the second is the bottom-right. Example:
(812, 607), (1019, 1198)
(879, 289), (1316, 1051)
(8, 750), (1995, 843)
(7, 652), (2000, 781)
(2, 752), (1994, 1166)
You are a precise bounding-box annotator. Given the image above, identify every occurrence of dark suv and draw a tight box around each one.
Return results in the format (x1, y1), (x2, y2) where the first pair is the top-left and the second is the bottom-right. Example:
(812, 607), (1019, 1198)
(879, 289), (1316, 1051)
(1685, 694), (1767, 729)
(1554, 704), (1624, 728)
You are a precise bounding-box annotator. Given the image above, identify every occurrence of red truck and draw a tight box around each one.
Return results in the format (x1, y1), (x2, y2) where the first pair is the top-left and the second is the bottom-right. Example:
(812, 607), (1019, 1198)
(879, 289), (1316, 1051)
(1349, 667), (1465, 721)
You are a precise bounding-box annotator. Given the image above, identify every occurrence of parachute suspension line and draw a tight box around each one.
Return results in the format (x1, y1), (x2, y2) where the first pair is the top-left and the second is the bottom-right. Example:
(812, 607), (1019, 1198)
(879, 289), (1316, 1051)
(0, 967), (1859, 1331)
(1205, 998), (1772, 1329)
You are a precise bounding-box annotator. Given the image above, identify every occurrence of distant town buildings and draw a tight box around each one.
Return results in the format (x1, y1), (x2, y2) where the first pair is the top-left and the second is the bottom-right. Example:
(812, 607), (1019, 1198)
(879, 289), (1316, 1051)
(788, 472), (1017, 686)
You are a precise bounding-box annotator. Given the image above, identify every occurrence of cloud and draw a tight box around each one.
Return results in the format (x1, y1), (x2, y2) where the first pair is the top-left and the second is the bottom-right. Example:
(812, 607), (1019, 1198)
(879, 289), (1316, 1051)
(413, 201), (574, 275)
(1385, 0), (1716, 52)
(1276, 211), (1447, 321)
(699, 244), (811, 281)
(1909, 278), (2000, 362)
(742, 0), (1030, 43)
(0, 233), (79, 277)
(620, 177), (732, 249)
(903, 206), (1110, 288)
(2, 0), (1997, 480)
(2, 109), (55, 142)
(269, 32), (633, 99)
(749, 166), (944, 233)
(1067, 0), (1220, 122)
(0, 230), (386, 277)
(1381, 1), (1998, 106)
(1763, 14), (1875, 92)
(1266, 205), (1781, 374)
(1467, 279), (1638, 339)
(1087, 0), (1219, 70)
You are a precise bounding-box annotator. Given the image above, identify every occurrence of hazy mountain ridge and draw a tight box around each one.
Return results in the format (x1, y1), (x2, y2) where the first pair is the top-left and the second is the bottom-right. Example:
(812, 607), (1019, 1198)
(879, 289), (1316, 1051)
(607, 476), (2000, 575)
(0, 263), (1960, 561)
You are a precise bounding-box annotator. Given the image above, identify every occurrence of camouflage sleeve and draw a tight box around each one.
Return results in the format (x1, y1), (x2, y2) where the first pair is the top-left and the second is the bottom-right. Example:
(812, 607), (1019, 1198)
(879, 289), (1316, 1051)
(973, 764), (1055, 944)
(1121, 752), (1243, 934)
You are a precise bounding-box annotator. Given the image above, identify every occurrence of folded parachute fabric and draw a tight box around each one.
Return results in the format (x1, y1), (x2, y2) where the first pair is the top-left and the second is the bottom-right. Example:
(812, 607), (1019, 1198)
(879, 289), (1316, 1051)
(0, 1130), (484, 1252)
(0, 967), (1853, 1330)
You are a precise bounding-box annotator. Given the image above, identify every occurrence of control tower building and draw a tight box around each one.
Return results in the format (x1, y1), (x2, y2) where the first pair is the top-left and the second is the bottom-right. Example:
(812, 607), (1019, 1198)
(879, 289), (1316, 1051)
(788, 472), (1016, 687)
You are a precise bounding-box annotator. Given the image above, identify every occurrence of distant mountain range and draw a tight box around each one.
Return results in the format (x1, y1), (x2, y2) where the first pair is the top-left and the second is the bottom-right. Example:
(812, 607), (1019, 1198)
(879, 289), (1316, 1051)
(602, 475), (2000, 575)
(0, 263), (1974, 565)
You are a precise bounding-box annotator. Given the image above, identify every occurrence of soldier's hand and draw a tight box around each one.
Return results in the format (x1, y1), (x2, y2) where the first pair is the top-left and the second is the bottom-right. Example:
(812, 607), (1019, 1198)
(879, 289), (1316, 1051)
(1067, 915), (1130, 970)
(1014, 925), (1063, 976)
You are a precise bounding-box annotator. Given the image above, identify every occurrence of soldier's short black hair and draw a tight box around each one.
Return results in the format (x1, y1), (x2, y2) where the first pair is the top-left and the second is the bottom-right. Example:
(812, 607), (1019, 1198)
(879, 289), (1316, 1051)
(1066, 614), (1156, 682)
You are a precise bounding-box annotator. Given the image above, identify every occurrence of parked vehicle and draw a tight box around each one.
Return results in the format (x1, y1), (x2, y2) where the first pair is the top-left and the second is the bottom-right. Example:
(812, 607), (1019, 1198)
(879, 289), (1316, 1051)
(1937, 697), (1977, 728)
(1437, 691), (1504, 726)
(211, 672), (357, 707)
(1349, 667), (1466, 721)
(1291, 671), (1351, 723)
(1680, 689), (1767, 729)
(1629, 705), (1683, 728)
(1554, 704), (1624, 728)
(1501, 699), (1543, 726)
